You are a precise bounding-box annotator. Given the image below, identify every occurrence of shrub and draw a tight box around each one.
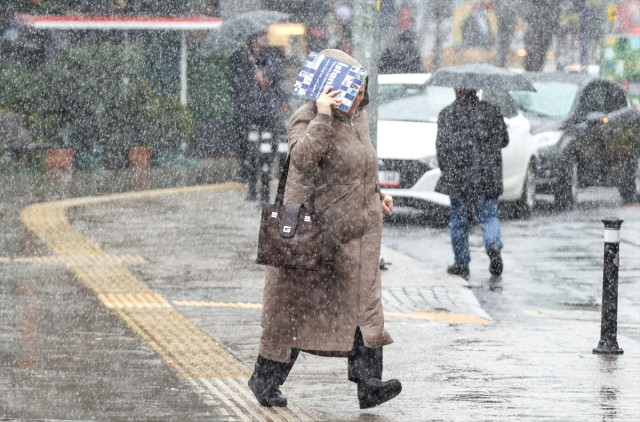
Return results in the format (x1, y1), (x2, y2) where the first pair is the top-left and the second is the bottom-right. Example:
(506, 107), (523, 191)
(118, 78), (194, 151)
(41, 42), (143, 154)
(2, 42), (195, 167)
(0, 60), (44, 116)
(0, 62), (54, 156)
(188, 53), (232, 121)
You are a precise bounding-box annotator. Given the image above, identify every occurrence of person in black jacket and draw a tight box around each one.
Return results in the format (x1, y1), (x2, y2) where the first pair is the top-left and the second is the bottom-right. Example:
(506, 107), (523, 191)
(435, 89), (509, 278)
(378, 29), (423, 74)
(227, 31), (289, 201)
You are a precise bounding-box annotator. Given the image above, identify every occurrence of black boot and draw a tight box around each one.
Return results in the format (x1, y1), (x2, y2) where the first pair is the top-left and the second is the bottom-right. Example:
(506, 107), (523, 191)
(248, 351), (299, 407)
(488, 245), (503, 276)
(348, 328), (402, 409)
(447, 264), (470, 279)
(248, 372), (287, 407)
(357, 378), (403, 409)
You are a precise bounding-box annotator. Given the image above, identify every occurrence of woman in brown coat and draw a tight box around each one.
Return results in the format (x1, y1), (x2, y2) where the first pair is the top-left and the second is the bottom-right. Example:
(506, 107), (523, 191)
(248, 49), (402, 409)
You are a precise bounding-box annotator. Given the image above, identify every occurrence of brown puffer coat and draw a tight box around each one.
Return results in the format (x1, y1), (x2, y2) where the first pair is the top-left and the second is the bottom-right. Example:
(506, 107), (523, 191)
(259, 49), (393, 363)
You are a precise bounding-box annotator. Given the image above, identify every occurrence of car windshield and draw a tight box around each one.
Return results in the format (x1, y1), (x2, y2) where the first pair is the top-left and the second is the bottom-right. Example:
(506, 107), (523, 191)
(378, 86), (455, 123)
(511, 81), (579, 118)
(378, 83), (425, 104)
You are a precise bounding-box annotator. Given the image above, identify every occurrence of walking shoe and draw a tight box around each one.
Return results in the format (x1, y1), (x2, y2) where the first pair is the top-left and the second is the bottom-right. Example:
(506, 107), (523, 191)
(488, 246), (503, 276)
(248, 373), (288, 407)
(447, 265), (470, 279)
(357, 378), (402, 409)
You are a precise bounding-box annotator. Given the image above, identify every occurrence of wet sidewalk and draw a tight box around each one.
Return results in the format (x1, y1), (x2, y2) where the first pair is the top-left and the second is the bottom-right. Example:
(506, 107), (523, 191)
(1, 167), (639, 421)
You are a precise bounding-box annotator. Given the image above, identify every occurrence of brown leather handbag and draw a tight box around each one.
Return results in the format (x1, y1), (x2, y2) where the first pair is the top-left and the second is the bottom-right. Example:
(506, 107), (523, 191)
(255, 149), (323, 270)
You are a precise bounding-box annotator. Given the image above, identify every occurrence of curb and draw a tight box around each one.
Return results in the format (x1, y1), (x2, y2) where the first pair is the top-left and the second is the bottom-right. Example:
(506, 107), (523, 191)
(380, 245), (492, 323)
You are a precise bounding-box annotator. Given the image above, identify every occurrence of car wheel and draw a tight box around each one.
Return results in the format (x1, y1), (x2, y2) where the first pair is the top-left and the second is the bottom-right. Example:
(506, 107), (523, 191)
(555, 159), (579, 210)
(619, 157), (640, 204)
(514, 161), (536, 218)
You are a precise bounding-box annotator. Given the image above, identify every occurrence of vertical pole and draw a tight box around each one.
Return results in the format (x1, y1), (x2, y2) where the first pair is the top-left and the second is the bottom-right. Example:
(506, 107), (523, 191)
(180, 31), (188, 106)
(351, 0), (380, 148)
(432, 0), (448, 71)
(593, 217), (624, 355)
(260, 131), (273, 204)
(434, 17), (442, 70)
(580, 0), (587, 71)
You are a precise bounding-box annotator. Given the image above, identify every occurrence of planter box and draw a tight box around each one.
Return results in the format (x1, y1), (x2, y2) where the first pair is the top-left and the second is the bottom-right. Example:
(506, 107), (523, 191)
(46, 148), (74, 172)
(127, 146), (152, 170)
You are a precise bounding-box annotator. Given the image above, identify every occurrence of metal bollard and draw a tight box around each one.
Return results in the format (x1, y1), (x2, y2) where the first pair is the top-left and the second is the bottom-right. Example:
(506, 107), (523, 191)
(259, 131), (274, 204)
(593, 217), (624, 355)
(246, 126), (260, 200)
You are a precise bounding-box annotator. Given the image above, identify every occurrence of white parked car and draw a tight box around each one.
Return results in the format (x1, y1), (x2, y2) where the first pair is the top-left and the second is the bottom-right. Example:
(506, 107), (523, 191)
(377, 73), (538, 217)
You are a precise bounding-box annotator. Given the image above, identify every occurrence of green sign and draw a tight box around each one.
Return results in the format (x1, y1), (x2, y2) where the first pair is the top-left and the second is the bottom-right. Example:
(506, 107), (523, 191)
(603, 35), (640, 109)
(603, 35), (640, 81)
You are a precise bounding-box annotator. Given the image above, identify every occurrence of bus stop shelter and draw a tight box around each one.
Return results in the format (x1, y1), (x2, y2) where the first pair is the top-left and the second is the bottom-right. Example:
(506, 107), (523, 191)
(14, 14), (224, 105)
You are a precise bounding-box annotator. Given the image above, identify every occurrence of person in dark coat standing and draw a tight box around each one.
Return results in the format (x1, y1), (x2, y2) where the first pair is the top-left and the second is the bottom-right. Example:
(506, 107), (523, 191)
(248, 49), (402, 410)
(379, 29), (423, 74)
(227, 31), (289, 200)
(435, 89), (509, 279)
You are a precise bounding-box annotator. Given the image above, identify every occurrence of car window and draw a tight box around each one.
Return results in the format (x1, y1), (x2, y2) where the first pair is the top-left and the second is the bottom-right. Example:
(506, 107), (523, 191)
(578, 82), (607, 118)
(481, 90), (518, 118)
(511, 81), (579, 118)
(378, 84), (425, 104)
(602, 82), (627, 113)
(378, 86), (455, 123)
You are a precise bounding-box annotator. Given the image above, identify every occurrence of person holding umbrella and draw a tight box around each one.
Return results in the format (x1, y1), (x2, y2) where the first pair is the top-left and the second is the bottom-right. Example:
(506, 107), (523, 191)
(429, 64), (535, 279)
(247, 49), (401, 410)
(436, 87), (508, 279)
(227, 30), (289, 201)
(200, 10), (291, 201)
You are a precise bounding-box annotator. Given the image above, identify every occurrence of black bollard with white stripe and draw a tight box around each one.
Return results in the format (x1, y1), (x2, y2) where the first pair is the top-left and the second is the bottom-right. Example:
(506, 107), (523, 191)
(593, 217), (624, 355)
(259, 130), (274, 204)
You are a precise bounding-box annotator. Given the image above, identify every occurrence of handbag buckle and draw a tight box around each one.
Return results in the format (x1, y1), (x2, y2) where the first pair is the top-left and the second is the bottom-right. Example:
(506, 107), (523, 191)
(280, 203), (302, 238)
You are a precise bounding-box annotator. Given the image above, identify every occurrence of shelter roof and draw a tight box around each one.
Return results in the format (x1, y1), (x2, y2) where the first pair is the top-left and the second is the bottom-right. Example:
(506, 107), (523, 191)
(15, 14), (223, 30)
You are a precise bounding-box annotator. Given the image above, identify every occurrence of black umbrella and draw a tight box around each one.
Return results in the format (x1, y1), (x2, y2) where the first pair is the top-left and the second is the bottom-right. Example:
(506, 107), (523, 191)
(198, 10), (290, 56)
(426, 63), (536, 92)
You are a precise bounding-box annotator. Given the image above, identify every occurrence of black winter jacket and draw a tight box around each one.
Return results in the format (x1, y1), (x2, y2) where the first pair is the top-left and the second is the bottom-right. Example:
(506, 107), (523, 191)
(435, 95), (509, 197)
(227, 47), (287, 117)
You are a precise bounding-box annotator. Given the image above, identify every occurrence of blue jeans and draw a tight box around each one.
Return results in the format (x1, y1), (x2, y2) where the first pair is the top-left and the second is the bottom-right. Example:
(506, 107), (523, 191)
(449, 195), (503, 267)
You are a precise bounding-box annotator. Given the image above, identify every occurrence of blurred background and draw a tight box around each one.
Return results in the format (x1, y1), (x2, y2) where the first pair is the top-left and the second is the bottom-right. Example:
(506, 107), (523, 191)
(1, 0), (638, 166)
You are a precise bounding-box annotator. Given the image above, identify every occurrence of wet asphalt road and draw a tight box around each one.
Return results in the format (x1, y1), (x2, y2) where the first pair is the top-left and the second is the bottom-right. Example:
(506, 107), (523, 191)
(1, 162), (639, 421)
(382, 189), (640, 340)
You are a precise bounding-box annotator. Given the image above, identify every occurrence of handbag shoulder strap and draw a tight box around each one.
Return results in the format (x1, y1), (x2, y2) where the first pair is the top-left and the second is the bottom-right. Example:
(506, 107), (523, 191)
(274, 141), (316, 212)
(274, 150), (291, 208)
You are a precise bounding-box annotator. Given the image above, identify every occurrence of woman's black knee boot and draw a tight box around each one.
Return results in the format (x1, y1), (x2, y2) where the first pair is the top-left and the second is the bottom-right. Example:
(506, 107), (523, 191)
(248, 350), (299, 407)
(348, 328), (402, 409)
(356, 377), (403, 409)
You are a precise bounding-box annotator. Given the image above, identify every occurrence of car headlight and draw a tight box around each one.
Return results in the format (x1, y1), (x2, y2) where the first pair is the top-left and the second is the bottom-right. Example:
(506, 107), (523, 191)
(533, 130), (564, 149)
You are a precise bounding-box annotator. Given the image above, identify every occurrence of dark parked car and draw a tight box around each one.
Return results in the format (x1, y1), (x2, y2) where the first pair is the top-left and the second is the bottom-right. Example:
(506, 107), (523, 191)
(512, 72), (640, 206)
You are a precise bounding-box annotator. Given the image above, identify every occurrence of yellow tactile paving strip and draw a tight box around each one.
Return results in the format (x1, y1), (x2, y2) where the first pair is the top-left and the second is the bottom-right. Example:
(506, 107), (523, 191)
(20, 183), (315, 422)
(0, 254), (147, 265)
(385, 311), (491, 324)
